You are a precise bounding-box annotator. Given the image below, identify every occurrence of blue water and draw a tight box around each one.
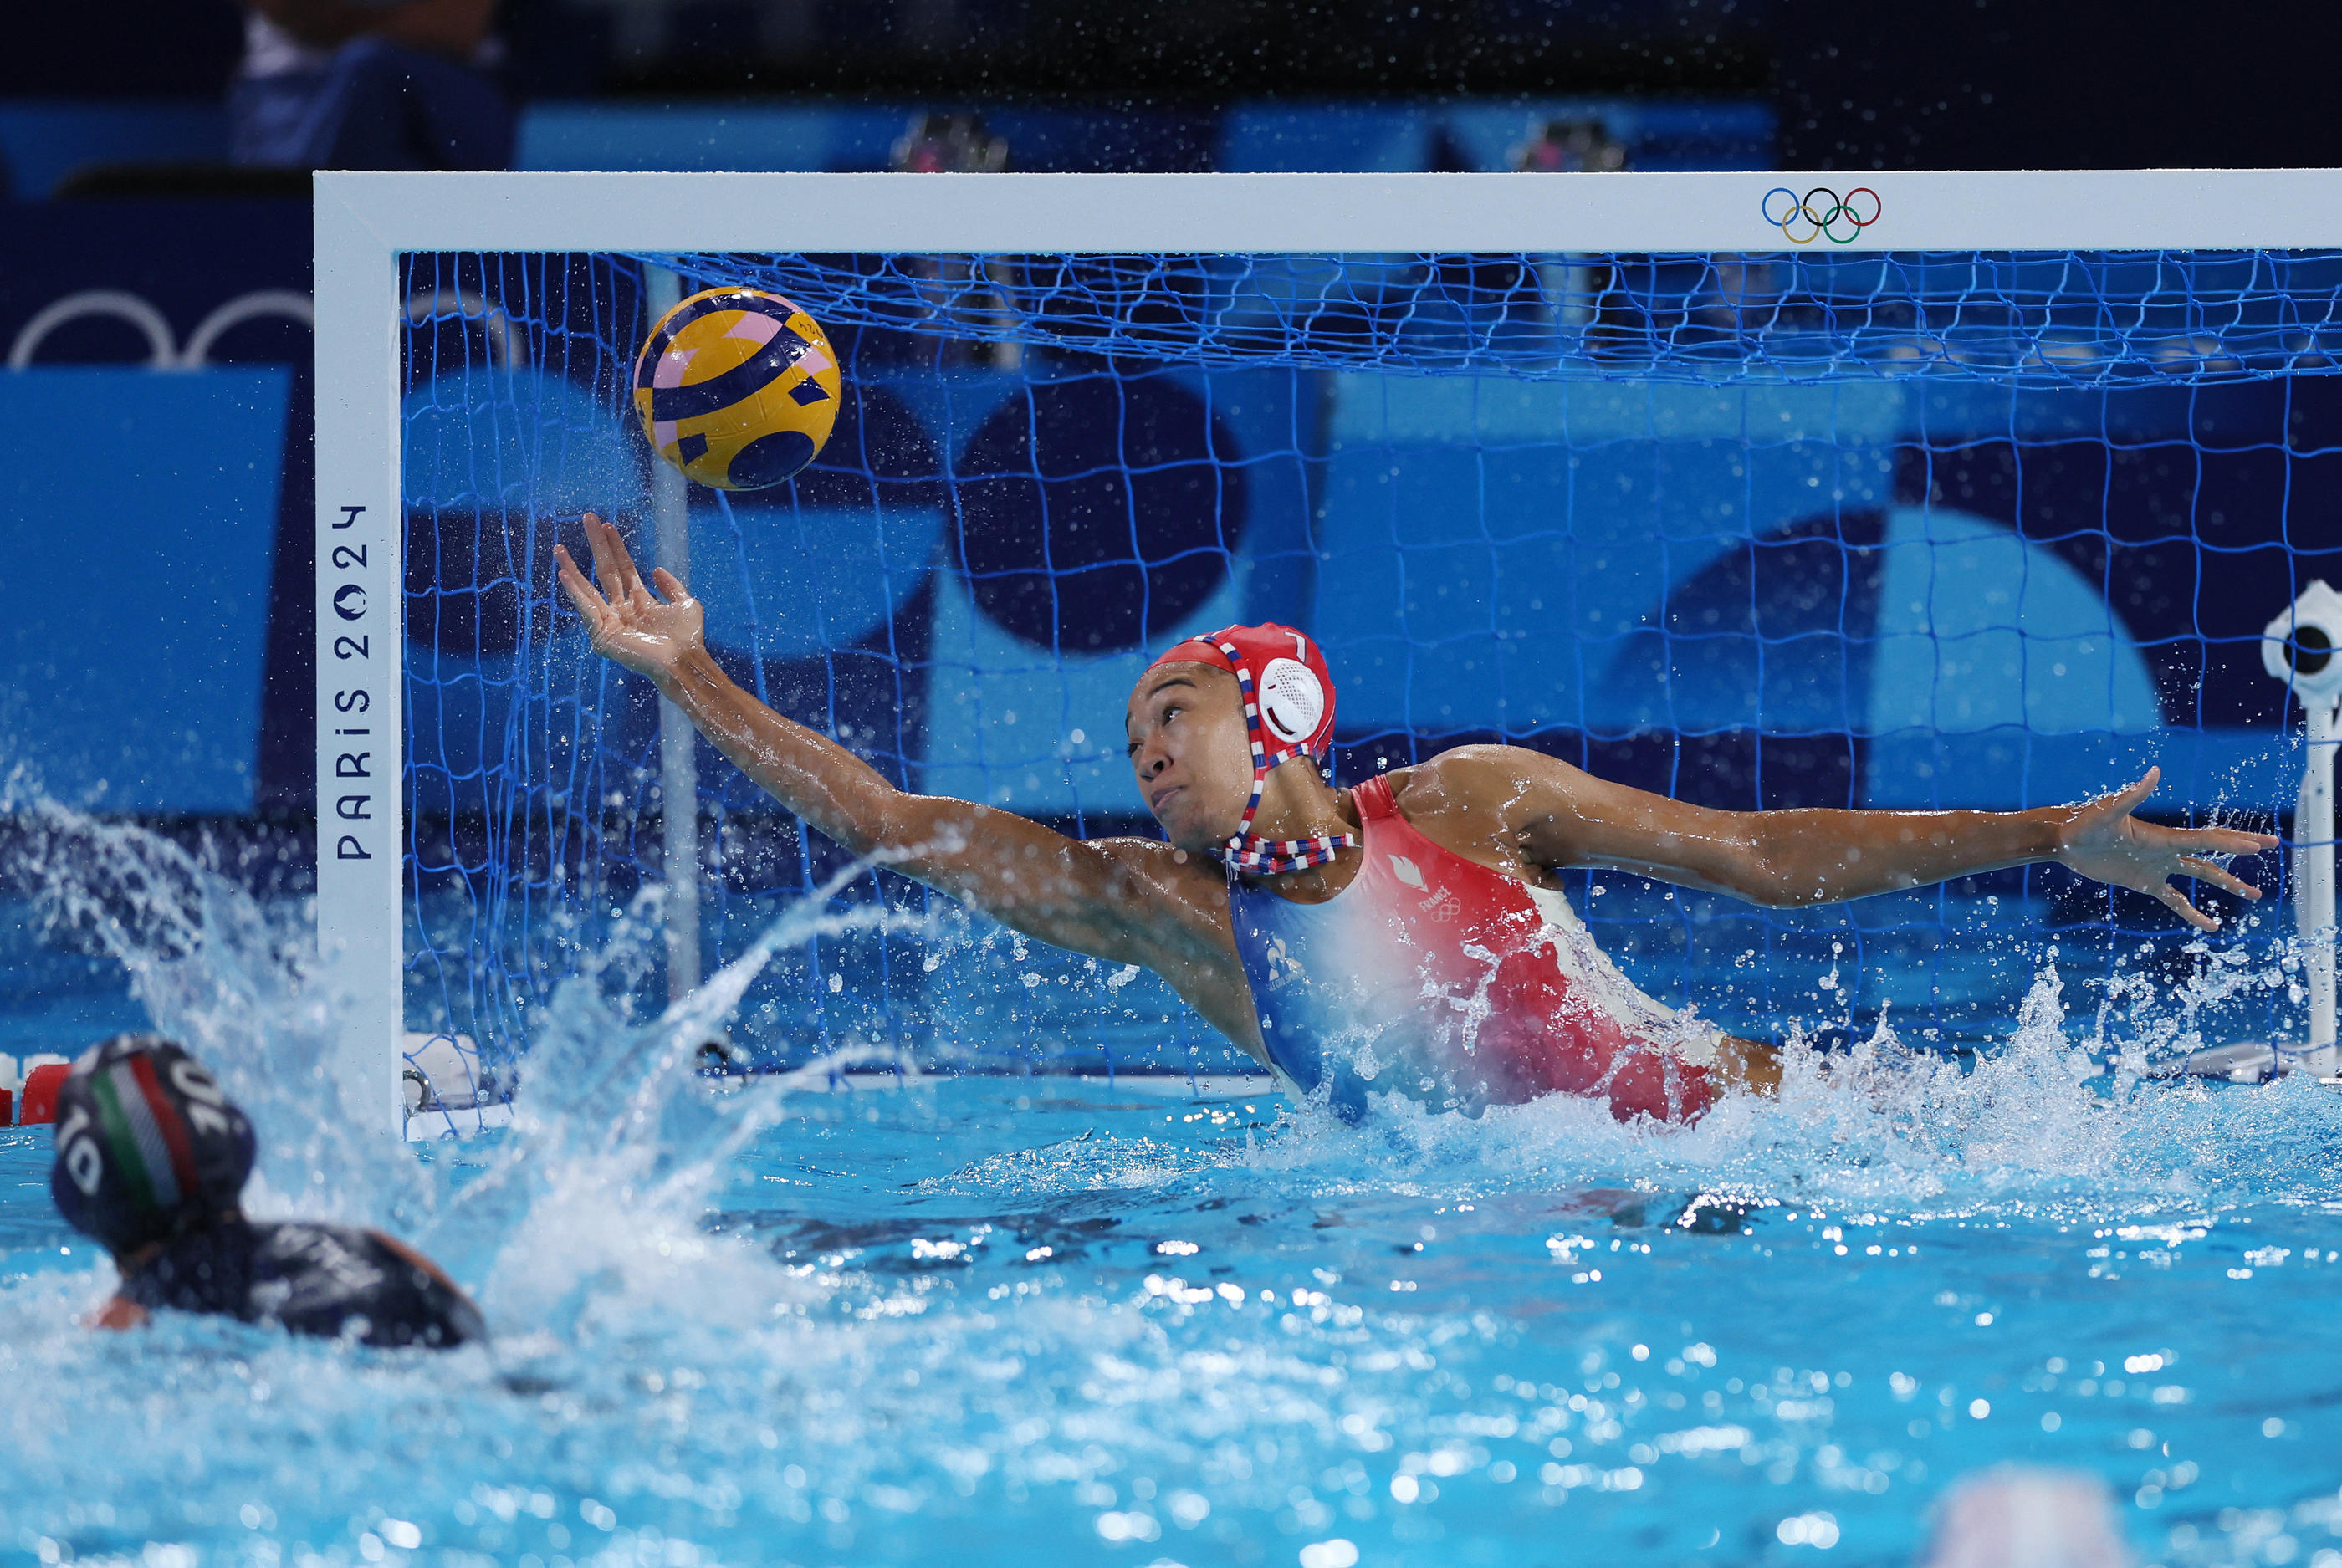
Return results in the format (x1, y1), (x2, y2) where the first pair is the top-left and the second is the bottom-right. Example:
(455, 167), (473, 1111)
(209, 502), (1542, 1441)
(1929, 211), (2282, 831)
(3, 810), (2339, 1567)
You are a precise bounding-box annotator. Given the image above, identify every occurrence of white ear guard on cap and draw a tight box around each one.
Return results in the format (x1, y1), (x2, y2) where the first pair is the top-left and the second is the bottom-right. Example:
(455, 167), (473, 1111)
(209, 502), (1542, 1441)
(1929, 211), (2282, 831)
(1255, 657), (1327, 748)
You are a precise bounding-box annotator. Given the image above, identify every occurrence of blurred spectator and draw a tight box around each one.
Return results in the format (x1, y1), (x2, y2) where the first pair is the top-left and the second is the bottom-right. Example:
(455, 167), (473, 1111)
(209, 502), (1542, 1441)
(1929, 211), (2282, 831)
(229, 0), (514, 172)
(1427, 126), (1537, 332)
(1505, 115), (1763, 360)
(1509, 115), (1628, 173)
(889, 112), (1018, 369)
(1509, 117), (1639, 352)
(890, 110), (1008, 175)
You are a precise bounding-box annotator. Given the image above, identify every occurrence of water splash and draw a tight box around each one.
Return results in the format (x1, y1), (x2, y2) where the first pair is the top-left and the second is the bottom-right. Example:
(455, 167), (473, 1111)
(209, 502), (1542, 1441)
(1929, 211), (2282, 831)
(3, 783), (424, 1228)
(0, 779), (926, 1331)
(418, 868), (930, 1344)
(1221, 953), (2342, 1232)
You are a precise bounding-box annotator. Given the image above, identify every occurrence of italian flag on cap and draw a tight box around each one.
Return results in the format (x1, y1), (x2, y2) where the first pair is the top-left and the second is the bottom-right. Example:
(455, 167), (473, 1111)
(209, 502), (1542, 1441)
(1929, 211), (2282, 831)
(88, 1054), (200, 1216)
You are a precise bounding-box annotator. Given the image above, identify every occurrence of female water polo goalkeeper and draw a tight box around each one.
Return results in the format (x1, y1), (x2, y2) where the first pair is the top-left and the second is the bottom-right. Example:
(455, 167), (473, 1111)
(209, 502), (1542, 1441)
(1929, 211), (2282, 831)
(556, 517), (2276, 1124)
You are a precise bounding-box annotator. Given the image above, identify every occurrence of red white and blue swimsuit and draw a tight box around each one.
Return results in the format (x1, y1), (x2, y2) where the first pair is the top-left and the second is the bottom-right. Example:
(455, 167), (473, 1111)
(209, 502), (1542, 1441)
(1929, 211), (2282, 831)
(1228, 774), (1724, 1125)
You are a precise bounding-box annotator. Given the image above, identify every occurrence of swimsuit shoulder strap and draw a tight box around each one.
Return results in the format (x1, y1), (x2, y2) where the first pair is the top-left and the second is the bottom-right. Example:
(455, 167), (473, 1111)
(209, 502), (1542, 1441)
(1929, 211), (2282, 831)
(1350, 773), (1402, 823)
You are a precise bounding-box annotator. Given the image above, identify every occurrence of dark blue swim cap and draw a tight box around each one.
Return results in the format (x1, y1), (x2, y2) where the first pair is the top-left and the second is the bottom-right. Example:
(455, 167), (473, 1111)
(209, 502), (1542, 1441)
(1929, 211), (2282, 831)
(49, 1035), (255, 1256)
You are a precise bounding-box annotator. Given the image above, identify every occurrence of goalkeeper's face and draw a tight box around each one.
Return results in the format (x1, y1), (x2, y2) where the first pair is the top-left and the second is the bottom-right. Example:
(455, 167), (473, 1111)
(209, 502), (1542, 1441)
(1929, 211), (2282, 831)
(1126, 663), (1258, 851)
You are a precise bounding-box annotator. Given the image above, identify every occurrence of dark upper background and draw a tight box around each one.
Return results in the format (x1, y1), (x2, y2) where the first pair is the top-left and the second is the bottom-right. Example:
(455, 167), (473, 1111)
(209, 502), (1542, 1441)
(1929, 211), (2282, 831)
(2, 0), (2332, 171)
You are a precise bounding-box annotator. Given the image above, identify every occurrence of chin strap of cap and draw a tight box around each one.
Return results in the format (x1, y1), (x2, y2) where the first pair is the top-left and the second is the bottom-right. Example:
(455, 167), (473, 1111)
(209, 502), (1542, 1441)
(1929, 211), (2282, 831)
(1211, 637), (1358, 877)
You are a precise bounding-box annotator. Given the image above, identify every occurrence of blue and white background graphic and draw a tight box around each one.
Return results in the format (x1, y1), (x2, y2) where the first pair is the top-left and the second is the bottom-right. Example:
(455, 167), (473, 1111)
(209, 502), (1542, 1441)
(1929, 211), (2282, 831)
(396, 297), (2334, 845)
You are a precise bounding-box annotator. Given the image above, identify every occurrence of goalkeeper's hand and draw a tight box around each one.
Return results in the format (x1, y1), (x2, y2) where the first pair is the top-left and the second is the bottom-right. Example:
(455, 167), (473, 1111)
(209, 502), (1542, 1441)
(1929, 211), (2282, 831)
(554, 514), (707, 685)
(2053, 768), (2279, 932)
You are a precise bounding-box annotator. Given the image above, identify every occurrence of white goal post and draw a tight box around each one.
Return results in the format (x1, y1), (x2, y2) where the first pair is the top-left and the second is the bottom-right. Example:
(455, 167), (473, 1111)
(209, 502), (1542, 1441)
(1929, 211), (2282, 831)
(314, 166), (2342, 1126)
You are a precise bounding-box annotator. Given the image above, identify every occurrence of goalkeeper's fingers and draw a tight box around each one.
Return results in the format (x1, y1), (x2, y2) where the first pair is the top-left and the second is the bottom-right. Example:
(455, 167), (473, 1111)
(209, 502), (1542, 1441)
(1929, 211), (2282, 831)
(553, 544), (613, 626)
(584, 514), (646, 604)
(2177, 855), (2259, 901)
(2150, 879), (2217, 932)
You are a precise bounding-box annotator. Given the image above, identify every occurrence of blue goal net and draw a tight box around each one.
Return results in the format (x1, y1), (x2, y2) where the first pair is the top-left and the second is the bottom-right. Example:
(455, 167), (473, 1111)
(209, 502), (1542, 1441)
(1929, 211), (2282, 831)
(396, 248), (2342, 1085)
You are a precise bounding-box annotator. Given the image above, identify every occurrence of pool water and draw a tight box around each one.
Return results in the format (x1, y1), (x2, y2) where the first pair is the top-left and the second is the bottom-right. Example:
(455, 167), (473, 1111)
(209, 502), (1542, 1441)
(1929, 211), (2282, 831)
(4, 813), (2341, 1567)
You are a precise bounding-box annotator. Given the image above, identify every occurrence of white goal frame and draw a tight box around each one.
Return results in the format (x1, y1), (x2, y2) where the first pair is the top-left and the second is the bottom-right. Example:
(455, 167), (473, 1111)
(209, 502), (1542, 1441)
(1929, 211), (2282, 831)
(314, 167), (2342, 1124)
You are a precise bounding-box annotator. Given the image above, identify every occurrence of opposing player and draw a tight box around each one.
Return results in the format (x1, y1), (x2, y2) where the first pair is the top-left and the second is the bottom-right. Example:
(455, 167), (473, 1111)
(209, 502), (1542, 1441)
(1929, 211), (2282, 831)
(54, 1035), (485, 1348)
(556, 518), (2276, 1124)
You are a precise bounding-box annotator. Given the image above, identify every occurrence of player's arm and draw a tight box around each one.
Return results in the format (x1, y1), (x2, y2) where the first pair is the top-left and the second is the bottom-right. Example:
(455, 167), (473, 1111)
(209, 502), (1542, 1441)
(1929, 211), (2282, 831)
(87, 1296), (150, 1331)
(370, 1232), (481, 1308)
(1475, 748), (2277, 932)
(553, 518), (1186, 968)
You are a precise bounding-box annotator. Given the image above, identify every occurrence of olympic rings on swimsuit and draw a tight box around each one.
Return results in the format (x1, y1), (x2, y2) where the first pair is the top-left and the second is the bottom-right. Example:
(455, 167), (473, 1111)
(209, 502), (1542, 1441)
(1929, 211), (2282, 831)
(1762, 185), (1881, 245)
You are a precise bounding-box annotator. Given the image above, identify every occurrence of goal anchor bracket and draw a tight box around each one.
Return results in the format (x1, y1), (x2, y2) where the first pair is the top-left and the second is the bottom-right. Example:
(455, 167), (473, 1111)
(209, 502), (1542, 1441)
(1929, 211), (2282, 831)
(2181, 580), (2341, 1083)
(2267, 581), (2342, 1076)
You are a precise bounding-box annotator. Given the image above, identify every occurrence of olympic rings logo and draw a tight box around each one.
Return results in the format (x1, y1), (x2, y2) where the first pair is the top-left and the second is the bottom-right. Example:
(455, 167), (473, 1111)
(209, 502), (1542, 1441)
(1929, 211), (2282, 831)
(1762, 186), (1882, 245)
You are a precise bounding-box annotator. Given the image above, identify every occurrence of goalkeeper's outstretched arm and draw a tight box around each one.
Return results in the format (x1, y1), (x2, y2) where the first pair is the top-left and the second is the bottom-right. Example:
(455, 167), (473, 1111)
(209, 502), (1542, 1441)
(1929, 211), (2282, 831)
(1451, 747), (2278, 933)
(553, 518), (1236, 999)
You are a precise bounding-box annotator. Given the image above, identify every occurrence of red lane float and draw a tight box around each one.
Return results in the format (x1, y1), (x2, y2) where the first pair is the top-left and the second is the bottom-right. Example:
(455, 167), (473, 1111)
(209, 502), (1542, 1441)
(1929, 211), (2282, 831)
(18, 1064), (69, 1126)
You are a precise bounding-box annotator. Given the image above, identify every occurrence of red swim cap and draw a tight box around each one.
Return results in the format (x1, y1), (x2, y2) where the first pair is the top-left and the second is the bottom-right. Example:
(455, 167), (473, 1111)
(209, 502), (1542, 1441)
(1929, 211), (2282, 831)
(1148, 622), (1338, 764)
(1146, 624), (1353, 874)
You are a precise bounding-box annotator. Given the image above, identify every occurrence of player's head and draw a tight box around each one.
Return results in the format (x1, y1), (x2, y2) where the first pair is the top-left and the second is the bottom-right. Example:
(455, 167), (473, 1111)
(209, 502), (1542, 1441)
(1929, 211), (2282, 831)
(1127, 624), (1338, 853)
(49, 1035), (254, 1259)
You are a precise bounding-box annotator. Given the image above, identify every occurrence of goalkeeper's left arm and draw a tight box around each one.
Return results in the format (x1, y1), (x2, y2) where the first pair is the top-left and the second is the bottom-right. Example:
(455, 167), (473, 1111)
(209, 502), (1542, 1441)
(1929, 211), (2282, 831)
(551, 518), (1248, 1033)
